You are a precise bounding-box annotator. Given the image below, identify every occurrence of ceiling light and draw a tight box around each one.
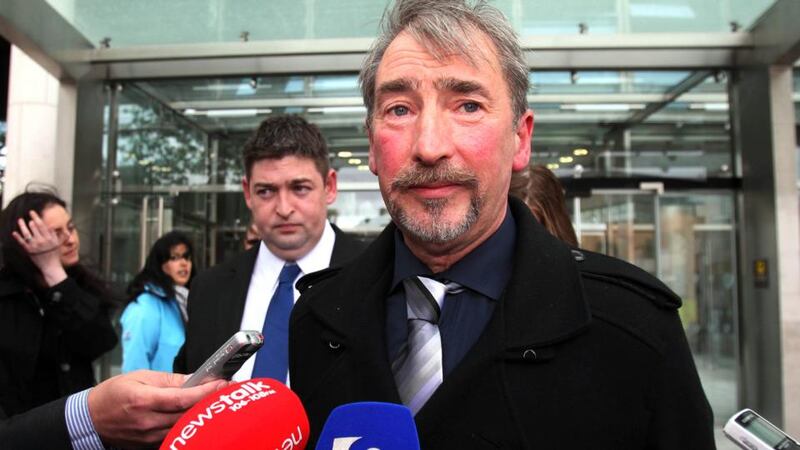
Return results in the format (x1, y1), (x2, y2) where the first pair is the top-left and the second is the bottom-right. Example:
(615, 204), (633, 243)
(559, 156), (574, 164)
(306, 106), (367, 114)
(565, 104), (633, 112)
(357, 165), (370, 171)
(206, 109), (258, 117)
(546, 163), (560, 170)
(348, 158), (362, 165)
(573, 148), (589, 156)
(337, 151), (353, 158)
(688, 103), (729, 111)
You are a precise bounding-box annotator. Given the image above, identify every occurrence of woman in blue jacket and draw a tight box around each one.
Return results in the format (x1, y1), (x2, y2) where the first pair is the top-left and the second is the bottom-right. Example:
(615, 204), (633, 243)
(121, 231), (196, 373)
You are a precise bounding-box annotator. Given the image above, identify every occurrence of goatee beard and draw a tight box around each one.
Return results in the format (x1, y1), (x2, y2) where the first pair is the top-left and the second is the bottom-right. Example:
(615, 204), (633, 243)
(388, 162), (482, 243)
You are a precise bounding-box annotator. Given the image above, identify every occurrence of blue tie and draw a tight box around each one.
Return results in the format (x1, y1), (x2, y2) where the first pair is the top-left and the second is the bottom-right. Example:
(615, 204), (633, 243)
(252, 263), (302, 381)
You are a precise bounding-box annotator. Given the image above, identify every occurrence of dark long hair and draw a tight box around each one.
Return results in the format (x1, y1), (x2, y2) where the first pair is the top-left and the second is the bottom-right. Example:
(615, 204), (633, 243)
(126, 231), (196, 304)
(0, 189), (117, 306)
(510, 165), (579, 247)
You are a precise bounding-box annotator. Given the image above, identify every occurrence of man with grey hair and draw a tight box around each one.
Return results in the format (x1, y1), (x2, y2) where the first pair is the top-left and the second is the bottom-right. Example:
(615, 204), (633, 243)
(290, 1), (715, 448)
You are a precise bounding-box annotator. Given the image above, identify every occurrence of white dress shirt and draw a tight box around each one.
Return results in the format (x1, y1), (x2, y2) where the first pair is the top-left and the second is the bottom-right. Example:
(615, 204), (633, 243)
(232, 221), (336, 382)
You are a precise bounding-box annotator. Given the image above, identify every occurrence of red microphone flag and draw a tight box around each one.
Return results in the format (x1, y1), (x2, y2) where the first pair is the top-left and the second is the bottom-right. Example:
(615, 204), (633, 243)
(160, 378), (309, 450)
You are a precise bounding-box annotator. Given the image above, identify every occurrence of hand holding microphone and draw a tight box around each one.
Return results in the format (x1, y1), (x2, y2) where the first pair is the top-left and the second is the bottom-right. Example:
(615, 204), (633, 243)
(88, 370), (229, 448)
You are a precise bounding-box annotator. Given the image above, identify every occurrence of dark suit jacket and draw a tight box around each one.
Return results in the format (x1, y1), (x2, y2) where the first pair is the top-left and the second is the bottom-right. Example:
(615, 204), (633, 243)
(174, 226), (366, 373)
(290, 199), (715, 449)
(0, 397), (72, 449)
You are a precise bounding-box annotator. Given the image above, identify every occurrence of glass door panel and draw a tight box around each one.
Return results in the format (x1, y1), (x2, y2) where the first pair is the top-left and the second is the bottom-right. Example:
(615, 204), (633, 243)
(108, 192), (210, 288)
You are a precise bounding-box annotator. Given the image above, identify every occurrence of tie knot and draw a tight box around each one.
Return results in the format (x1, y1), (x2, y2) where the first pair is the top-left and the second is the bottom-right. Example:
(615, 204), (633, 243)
(279, 263), (301, 284)
(403, 276), (462, 323)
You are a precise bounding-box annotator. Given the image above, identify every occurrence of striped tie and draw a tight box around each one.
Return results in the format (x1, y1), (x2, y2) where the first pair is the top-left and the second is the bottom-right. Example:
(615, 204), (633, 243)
(392, 276), (461, 415)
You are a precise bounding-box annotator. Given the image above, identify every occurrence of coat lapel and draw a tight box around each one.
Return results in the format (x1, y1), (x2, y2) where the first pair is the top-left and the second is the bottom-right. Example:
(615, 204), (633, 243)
(303, 226), (401, 403)
(502, 198), (591, 349)
(218, 246), (259, 340)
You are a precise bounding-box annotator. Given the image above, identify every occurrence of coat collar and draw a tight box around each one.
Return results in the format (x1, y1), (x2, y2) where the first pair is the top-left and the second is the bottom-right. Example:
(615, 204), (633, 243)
(305, 197), (590, 350)
(502, 198), (590, 348)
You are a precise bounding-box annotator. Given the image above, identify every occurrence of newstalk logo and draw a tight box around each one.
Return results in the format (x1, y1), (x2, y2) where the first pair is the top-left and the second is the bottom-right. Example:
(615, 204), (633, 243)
(169, 381), (275, 449)
(161, 378), (308, 450)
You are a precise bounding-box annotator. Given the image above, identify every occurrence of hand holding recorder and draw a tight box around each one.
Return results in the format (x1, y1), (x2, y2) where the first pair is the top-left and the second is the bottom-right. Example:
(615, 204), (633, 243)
(183, 330), (264, 388)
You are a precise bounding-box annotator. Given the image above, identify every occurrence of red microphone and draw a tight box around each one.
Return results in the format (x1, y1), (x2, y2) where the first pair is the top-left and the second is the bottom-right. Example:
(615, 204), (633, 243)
(160, 378), (309, 450)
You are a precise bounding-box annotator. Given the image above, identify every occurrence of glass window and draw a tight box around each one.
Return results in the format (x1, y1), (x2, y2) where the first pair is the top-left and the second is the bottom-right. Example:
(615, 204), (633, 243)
(531, 71), (733, 179)
(44, 0), (776, 48)
(115, 86), (208, 187)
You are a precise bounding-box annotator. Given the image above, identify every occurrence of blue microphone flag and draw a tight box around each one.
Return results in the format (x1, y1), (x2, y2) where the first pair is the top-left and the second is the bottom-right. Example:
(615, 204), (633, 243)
(315, 402), (420, 450)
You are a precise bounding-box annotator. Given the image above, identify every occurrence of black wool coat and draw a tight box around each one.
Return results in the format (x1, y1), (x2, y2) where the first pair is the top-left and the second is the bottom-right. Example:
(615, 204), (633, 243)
(0, 269), (118, 418)
(289, 199), (716, 449)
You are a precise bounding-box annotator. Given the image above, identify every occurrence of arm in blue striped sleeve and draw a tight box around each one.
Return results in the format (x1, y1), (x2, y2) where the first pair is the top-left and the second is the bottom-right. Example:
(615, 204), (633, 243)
(65, 389), (106, 450)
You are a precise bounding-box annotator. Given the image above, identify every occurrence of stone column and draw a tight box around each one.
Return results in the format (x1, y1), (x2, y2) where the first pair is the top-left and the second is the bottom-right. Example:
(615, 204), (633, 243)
(3, 45), (76, 206)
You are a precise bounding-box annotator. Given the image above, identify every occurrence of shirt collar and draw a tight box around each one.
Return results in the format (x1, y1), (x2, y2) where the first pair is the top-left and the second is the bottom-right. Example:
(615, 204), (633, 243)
(391, 204), (516, 300)
(253, 220), (336, 283)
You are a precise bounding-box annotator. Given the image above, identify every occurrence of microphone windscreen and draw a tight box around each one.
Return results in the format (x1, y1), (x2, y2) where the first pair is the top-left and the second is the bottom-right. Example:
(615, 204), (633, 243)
(314, 402), (420, 450)
(160, 378), (309, 450)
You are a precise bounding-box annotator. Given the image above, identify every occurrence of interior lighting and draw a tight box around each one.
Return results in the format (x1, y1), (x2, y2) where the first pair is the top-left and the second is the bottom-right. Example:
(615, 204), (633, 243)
(206, 109), (259, 117)
(573, 148), (589, 156)
(561, 104), (643, 112)
(559, 156), (574, 164)
(546, 163), (560, 170)
(357, 165), (370, 171)
(306, 106), (367, 114)
(689, 103), (729, 111)
(348, 158), (362, 165)
(185, 108), (272, 117)
(337, 151), (353, 158)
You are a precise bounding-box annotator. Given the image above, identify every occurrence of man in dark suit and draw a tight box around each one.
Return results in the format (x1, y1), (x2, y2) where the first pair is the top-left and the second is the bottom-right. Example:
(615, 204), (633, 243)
(289, 1), (715, 448)
(174, 116), (364, 381)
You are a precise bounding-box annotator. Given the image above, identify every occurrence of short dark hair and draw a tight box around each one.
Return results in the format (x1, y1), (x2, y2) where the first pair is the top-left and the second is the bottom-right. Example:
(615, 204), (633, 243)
(242, 115), (330, 180)
(126, 230), (196, 304)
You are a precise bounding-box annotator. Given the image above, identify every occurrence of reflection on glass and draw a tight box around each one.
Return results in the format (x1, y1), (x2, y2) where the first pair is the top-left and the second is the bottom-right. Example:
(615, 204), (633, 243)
(116, 86), (208, 187)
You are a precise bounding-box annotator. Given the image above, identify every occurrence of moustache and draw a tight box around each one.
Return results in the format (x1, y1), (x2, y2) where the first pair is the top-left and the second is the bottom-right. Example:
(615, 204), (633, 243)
(391, 163), (479, 191)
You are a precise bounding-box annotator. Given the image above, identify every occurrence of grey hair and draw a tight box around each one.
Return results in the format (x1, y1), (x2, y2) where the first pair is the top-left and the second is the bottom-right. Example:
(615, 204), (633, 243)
(360, 0), (529, 127)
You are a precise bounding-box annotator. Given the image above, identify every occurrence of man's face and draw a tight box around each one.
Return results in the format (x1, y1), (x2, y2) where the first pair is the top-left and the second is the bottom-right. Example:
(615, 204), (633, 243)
(243, 156), (337, 261)
(368, 31), (533, 254)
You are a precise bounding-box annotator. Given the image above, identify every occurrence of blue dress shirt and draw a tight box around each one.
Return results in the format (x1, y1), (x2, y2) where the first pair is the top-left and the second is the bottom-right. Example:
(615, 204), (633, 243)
(65, 389), (105, 450)
(386, 205), (516, 375)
